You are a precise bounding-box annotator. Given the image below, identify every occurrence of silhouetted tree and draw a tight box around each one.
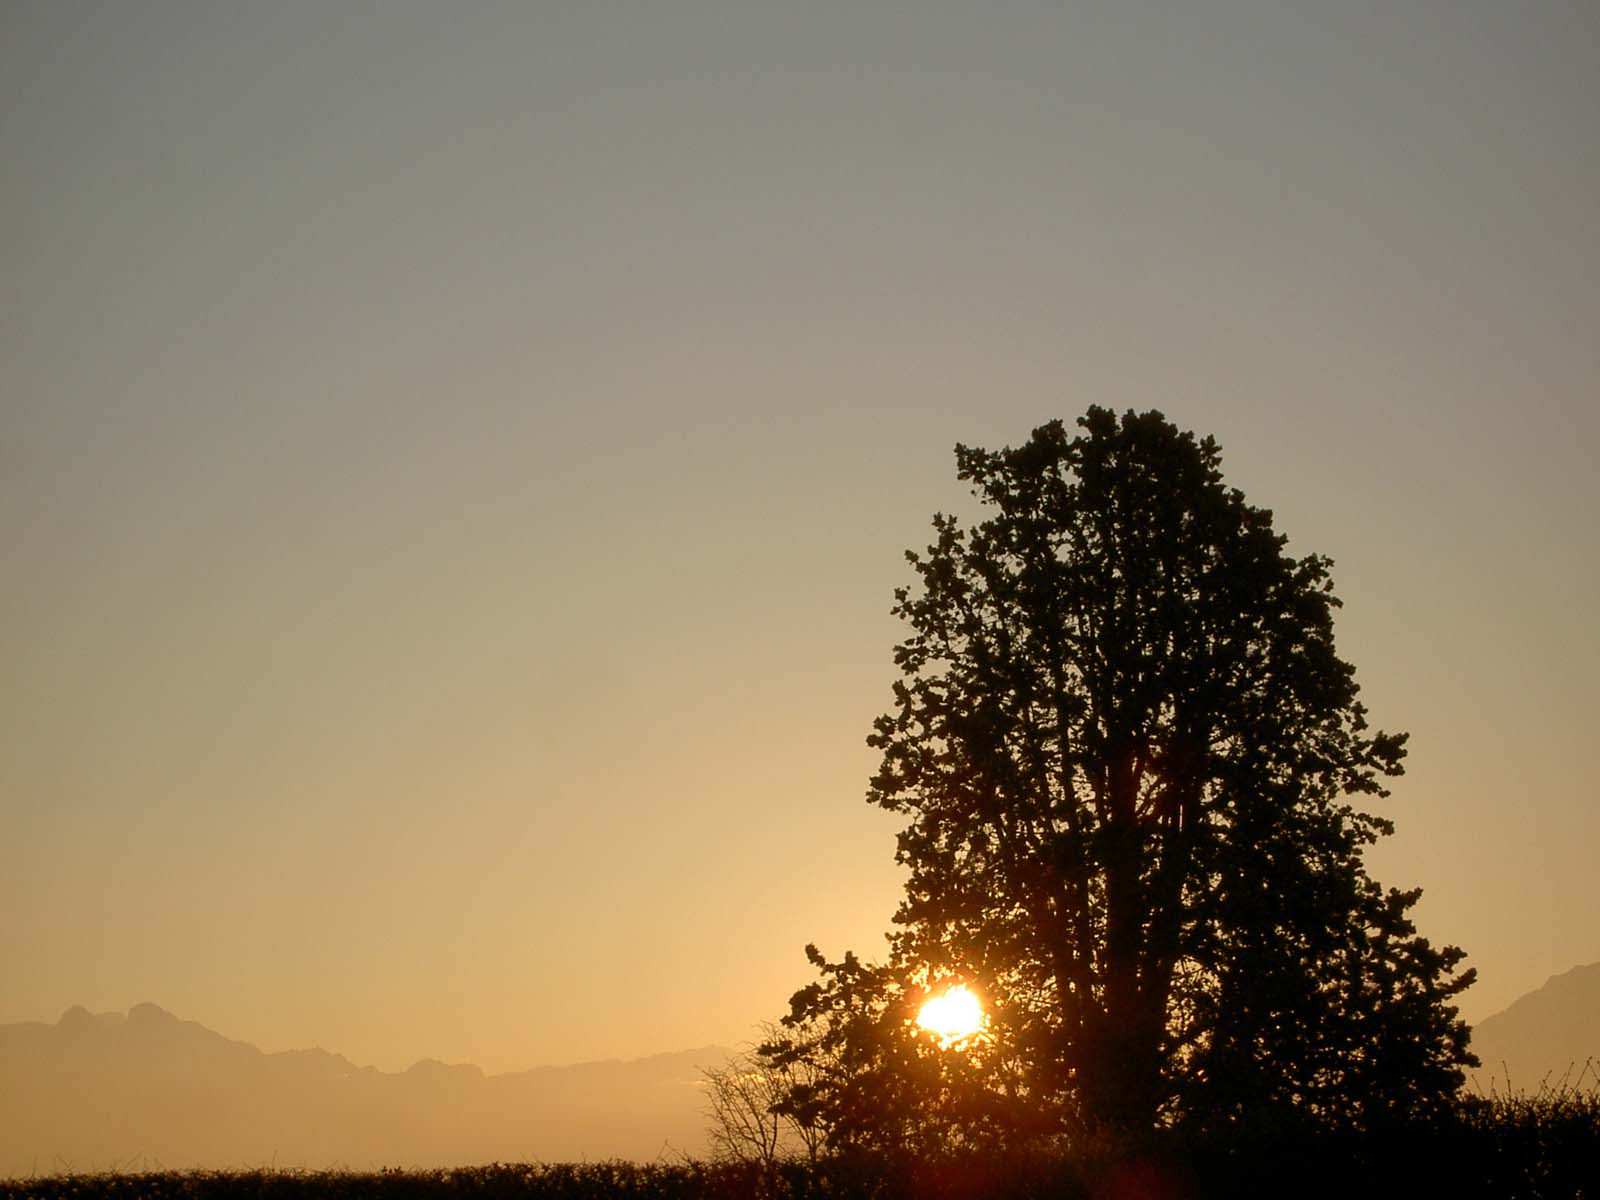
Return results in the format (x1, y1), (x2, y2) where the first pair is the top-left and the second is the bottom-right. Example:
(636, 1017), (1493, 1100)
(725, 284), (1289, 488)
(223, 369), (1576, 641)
(703, 1023), (827, 1168)
(770, 408), (1475, 1147)
(762, 947), (1052, 1159)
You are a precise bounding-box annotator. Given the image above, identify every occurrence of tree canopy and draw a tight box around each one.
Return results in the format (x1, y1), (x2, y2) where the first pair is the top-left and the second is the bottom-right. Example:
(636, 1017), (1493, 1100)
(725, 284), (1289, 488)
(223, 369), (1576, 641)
(767, 408), (1475, 1149)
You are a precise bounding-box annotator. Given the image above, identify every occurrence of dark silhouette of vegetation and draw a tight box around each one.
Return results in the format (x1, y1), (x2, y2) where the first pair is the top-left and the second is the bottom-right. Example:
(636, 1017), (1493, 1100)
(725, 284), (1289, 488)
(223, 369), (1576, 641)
(14, 414), (1595, 1199)
(701, 1024), (824, 1172)
(5, 1086), (1600, 1200)
(765, 409), (1476, 1149)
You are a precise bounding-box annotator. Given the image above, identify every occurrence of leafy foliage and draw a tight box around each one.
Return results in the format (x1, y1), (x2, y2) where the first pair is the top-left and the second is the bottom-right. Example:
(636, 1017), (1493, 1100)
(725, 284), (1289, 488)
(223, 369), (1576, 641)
(760, 947), (1050, 1159)
(772, 409), (1476, 1144)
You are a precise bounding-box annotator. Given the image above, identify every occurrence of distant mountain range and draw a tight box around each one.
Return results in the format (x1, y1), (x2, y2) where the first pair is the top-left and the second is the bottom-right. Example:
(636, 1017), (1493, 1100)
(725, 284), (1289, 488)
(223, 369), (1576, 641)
(0, 1003), (731, 1175)
(1469, 961), (1600, 1094)
(2, 967), (1594, 1176)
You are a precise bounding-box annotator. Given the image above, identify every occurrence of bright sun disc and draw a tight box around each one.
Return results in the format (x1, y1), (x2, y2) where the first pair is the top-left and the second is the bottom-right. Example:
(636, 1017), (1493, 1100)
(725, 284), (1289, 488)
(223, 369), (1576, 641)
(916, 984), (984, 1045)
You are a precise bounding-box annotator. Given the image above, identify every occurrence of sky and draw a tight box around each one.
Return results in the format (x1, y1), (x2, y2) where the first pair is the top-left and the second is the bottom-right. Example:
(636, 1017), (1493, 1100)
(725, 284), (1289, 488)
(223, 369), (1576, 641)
(3, 0), (1596, 1075)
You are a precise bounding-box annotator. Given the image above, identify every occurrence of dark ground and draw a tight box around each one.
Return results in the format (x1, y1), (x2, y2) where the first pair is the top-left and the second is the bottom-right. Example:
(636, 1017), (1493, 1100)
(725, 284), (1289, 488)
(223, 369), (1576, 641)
(5, 1094), (1597, 1200)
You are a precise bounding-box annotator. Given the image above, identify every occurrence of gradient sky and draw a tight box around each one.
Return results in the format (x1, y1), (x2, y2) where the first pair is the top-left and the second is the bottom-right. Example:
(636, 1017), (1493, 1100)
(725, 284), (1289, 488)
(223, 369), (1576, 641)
(3, 1), (1596, 1074)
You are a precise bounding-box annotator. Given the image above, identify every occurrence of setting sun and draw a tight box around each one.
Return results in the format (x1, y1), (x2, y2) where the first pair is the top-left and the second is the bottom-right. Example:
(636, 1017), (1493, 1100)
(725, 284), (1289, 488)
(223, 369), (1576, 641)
(916, 984), (985, 1045)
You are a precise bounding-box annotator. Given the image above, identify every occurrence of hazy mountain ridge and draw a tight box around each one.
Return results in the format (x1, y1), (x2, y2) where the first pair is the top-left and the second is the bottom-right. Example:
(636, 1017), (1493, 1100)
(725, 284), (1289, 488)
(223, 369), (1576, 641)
(1470, 962), (1600, 1093)
(0, 1004), (732, 1176)
(4, 969), (1594, 1177)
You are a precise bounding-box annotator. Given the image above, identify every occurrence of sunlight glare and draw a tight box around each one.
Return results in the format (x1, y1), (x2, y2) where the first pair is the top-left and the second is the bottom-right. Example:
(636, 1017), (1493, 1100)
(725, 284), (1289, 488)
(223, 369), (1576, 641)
(916, 984), (984, 1046)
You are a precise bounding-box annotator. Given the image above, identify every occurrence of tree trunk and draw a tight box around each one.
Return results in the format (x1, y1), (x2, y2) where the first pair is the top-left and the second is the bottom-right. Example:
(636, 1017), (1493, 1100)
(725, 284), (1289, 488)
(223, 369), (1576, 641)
(1077, 751), (1164, 1134)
